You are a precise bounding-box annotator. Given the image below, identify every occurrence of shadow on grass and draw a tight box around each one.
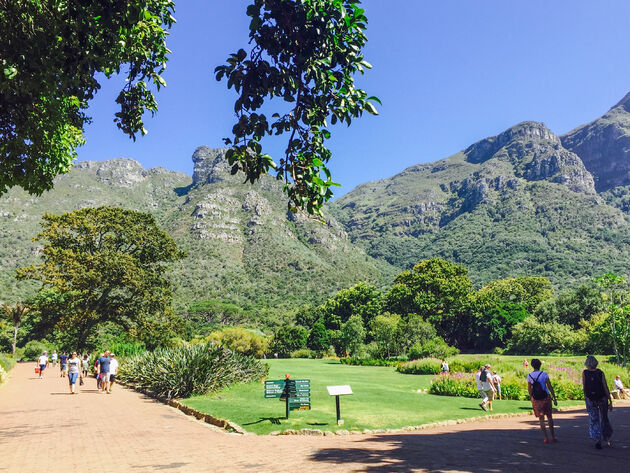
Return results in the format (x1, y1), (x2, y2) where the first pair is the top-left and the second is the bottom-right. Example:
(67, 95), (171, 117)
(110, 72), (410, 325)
(308, 407), (629, 473)
(307, 422), (330, 426)
(243, 417), (284, 426)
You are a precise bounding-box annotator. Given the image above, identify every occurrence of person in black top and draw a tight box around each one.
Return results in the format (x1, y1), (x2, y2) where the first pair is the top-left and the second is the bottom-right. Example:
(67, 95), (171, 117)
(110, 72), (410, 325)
(582, 355), (613, 449)
(59, 352), (68, 377)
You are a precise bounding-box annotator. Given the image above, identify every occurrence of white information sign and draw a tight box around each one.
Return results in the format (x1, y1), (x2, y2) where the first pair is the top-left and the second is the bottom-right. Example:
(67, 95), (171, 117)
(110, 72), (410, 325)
(327, 385), (353, 396)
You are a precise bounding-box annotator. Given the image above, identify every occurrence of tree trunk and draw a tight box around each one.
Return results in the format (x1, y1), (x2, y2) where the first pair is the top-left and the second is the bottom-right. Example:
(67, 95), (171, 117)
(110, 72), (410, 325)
(12, 323), (18, 355)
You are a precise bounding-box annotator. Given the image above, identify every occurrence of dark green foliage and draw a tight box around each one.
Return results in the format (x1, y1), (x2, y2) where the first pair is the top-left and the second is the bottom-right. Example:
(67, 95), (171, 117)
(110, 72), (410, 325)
(398, 314), (436, 353)
(535, 284), (604, 327)
(507, 317), (586, 354)
(22, 340), (49, 360)
(408, 337), (459, 360)
(272, 325), (308, 357)
(474, 302), (530, 351)
(319, 282), (383, 331)
(216, 0), (378, 214)
(0, 1), (175, 194)
(339, 358), (399, 367)
(117, 342), (268, 399)
(17, 206), (184, 350)
(307, 320), (330, 351)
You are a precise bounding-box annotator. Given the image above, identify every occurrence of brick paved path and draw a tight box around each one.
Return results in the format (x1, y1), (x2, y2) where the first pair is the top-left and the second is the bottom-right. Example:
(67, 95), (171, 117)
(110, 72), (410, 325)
(1, 362), (629, 473)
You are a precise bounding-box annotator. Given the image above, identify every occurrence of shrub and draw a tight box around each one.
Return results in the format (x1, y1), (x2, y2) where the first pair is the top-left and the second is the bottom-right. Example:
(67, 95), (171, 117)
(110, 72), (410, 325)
(397, 357), (442, 374)
(429, 373), (480, 397)
(0, 365), (6, 384)
(106, 342), (146, 357)
(290, 348), (318, 359)
(408, 337), (459, 360)
(117, 342), (268, 399)
(207, 327), (269, 357)
(340, 358), (399, 367)
(23, 340), (49, 361)
(0, 353), (16, 372)
(507, 317), (586, 354)
(272, 325), (308, 357)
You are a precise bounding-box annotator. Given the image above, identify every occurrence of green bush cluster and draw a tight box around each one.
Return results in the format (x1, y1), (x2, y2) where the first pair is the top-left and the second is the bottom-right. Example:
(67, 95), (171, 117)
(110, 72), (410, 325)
(290, 348), (319, 359)
(22, 340), (51, 361)
(428, 374), (480, 397)
(117, 343), (268, 399)
(340, 358), (400, 367)
(0, 353), (16, 372)
(408, 337), (459, 360)
(397, 357), (443, 374)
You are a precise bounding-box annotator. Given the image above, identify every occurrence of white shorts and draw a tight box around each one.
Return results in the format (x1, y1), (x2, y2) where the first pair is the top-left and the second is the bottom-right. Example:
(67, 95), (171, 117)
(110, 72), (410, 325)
(100, 372), (110, 383)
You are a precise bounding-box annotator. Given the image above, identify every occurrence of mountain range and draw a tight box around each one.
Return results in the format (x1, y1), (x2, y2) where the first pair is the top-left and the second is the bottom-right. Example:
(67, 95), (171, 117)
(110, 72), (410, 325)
(3, 93), (630, 309)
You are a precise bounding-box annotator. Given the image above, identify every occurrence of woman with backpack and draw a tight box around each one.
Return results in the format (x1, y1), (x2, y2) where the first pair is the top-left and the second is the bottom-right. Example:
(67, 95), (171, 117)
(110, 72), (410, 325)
(582, 355), (613, 449)
(527, 358), (558, 443)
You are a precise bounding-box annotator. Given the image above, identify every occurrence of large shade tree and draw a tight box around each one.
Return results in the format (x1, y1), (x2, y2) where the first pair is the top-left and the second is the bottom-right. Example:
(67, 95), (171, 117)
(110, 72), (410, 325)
(0, 0), (175, 195)
(1, 0), (376, 215)
(17, 206), (184, 350)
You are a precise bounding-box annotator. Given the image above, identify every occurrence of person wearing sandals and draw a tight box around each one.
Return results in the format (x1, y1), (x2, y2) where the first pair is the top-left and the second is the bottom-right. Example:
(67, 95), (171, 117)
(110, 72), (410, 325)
(527, 358), (558, 443)
(582, 355), (613, 449)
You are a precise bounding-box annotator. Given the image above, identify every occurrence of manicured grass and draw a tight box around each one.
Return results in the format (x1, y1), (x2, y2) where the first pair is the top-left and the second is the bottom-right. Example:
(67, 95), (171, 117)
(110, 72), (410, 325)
(182, 358), (582, 435)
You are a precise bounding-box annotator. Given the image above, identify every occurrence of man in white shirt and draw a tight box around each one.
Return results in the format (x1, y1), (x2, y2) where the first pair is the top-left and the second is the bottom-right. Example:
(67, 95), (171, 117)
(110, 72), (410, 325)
(37, 352), (48, 379)
(479, 364), (495, 411)
(614, 376), (627, 399)
(108, 353), (119, 392)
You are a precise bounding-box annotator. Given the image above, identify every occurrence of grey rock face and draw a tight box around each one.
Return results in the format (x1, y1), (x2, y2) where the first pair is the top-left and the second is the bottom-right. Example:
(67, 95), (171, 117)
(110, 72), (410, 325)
(562, 94), (630, 192)
(465, 121), (560, 164)
(78, 158), (148, 187)
(191, 146), (231, 186)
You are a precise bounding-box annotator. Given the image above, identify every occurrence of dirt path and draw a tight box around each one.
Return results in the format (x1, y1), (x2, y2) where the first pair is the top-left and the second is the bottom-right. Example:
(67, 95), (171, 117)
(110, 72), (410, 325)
(1, 362), (628, 473)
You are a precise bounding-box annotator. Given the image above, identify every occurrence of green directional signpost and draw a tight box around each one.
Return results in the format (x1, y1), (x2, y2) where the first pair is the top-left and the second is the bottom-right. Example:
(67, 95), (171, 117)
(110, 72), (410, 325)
(264, 377), (310, 418)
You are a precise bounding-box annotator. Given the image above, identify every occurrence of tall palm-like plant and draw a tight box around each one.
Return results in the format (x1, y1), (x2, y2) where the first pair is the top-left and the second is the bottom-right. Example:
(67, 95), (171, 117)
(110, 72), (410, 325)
(1, 302), (30, 355)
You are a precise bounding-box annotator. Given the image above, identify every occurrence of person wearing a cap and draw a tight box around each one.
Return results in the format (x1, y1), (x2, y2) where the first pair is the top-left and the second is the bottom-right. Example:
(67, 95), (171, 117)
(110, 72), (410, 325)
(108, 353), (119, 392)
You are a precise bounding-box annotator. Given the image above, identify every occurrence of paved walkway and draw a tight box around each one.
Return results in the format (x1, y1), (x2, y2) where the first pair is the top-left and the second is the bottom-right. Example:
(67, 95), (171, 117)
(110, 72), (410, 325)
(1, 363), (629, 473)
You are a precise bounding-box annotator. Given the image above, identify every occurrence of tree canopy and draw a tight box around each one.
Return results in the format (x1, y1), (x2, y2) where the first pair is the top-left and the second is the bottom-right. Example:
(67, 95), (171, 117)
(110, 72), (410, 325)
(216, 0), (378, 213)
(0, 0), (175, 195)
(17, 206), (184, 350)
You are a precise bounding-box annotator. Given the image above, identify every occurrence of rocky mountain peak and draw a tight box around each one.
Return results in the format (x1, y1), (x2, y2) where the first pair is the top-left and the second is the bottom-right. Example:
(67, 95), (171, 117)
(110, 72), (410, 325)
(75, 158), (148, 187)
(609, 91), (630, 113)
(465, 121), (558, 164)
(191, 146), (231, 186)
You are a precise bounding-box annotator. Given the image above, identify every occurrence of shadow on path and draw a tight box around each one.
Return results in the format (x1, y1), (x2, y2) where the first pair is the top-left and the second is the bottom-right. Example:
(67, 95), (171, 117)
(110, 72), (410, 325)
(310, 407), (630, 472)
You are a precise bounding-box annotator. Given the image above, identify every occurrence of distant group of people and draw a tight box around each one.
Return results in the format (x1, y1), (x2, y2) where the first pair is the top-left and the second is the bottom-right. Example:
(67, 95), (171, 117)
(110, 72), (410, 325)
(474, 364), (502, 411)
(35, 349), (119, 394)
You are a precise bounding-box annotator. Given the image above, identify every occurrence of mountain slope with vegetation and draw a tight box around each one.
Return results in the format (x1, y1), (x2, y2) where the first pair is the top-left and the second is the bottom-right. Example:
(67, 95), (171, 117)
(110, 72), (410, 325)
(0, 147), (391, 310)
(330, 110), (630, 287)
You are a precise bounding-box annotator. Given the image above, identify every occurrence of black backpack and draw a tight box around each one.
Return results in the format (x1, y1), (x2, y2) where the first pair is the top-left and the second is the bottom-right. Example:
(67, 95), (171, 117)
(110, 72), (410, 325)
(479, 369), (488, 382)
(530, 372), (547, 400)
(583, 369), (606, 401)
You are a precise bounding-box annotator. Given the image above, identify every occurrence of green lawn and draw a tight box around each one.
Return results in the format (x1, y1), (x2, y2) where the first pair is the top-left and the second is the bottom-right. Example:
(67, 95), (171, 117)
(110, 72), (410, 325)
(182, 359), (582, 435)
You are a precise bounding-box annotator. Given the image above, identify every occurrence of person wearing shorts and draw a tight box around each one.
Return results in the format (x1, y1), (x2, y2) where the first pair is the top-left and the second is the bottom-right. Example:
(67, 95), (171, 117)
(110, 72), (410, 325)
(67, 352), (81, 394)
(59, 352), (68, 377)
(51, 351), (58, 367)
(108, 354), (119, 392)
(97, 351), (111, 393)
(81, 354), (89, 378)
(37, 352), (48, 379)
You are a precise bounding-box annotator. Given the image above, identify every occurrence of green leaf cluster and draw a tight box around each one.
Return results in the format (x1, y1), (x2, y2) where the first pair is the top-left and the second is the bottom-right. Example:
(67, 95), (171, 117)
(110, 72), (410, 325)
(216, 0), (378, 214)
(0, 0), (175, 194)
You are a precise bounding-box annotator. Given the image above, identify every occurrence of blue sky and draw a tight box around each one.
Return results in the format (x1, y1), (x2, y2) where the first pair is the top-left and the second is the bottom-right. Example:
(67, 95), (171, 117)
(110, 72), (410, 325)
(78, 0), (630, 197)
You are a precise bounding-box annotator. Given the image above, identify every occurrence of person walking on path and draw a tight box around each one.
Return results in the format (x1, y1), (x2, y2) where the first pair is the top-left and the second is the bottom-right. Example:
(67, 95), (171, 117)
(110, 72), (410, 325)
(527, 358), (558, 444)
(582, 355), (613, 449)
(81, 354), (89, 379)
(492, 371), (502, 400)
(37, 352), (48, 379)
(59, 352), (68, 377)
(108, 353), (119, 392)
(479, 364), (496, 411)
(97, 350), (112, 394)
(51, 350), (58, 368)
(67, 352), (81, 394)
